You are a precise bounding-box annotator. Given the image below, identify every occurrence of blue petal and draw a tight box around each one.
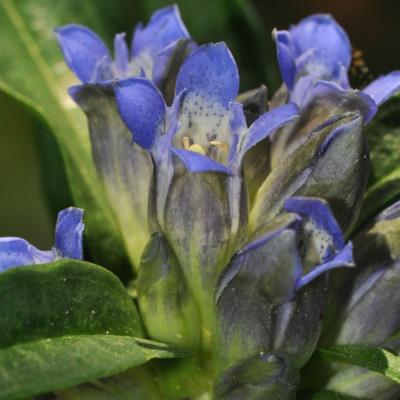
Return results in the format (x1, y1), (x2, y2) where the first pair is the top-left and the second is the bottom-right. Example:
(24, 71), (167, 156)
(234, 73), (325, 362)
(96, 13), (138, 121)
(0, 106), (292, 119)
(55, 207), (84, 259)
(55, 24), (112, 82)
(296, 241), (354, 290)
(228, 102), (247, 164)
(171, 148), (233, 175)
(273, 29), (296, 90)
(377, 199), (400, 222)
(284, 196), (345, 253)
(132, 5), (190, 57)
(292, 79), (377, 123)
(362, 71), (400, 106)
(115, 77), (167, 150)
(175, 42), (239, 108)
(243, 103), (299, 153)
(113, 33), (129, 77)
(0, 238), (54, 273)
(290, 14), (351, 78)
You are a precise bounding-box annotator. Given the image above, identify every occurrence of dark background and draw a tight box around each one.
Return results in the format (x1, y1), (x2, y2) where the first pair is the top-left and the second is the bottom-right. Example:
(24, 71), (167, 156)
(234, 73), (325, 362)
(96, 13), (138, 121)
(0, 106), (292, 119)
(1, 0), (399, 248)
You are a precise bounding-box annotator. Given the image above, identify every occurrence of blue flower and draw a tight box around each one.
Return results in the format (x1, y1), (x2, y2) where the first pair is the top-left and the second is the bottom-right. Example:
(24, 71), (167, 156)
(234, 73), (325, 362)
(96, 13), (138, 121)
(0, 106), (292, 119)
(274, 14), (352, 90)
(0, 208), (84, 272)
(273, 14), (400, 118)
(55, 6), (196, 271)
(215, 196), (354, 369)
(55, 5), (193, 84)
(114, 42), (299, 175)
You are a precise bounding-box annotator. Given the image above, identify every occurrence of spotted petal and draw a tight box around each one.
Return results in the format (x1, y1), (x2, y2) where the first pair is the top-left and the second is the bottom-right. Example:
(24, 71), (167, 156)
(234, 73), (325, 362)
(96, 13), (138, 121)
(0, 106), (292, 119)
(175, 42), (239, 108)
(115, 78), (167, 150)
(296, 242), (354, 289)
(55, 24), (112, 82)
(172, 42), (240, 164)
(285, 196), (345, 257)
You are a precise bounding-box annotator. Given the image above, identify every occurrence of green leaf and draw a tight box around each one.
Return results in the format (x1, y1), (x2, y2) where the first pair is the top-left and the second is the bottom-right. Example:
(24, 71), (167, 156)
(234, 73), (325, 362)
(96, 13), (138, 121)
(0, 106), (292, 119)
(317, 345), (400, 385)
(0, 259), (143, 346)
(357, 170), (400, 231)
(0, 260), (182, 398)
(55, 366), (164, 400)
(306, 389), (365, 399)
(0, 336), (178, 400)
(0, 0), (144, 276)
(356, 95), (400, 230)
(366, 95), (400, 186)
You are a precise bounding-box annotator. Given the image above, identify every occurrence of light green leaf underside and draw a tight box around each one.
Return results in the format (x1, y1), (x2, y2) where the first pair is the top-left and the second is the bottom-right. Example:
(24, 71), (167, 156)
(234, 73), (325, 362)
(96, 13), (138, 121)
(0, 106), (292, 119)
(318, 345), (400, 385)
(0, 335), (179, 400)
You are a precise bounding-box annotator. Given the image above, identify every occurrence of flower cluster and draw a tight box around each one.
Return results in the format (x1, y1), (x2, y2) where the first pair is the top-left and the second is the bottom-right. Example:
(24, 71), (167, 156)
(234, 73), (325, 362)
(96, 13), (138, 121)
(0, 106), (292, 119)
(2, 5), (400, 400)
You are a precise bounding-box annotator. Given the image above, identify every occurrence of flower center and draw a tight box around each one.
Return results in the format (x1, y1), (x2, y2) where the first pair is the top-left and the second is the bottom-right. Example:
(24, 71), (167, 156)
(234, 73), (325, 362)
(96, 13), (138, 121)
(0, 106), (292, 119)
(181, 135), (229, 163)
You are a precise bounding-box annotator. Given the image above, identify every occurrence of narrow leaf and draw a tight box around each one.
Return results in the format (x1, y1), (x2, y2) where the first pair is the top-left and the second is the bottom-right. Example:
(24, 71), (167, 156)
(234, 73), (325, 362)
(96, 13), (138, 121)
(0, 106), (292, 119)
(318, 345), (400, 385)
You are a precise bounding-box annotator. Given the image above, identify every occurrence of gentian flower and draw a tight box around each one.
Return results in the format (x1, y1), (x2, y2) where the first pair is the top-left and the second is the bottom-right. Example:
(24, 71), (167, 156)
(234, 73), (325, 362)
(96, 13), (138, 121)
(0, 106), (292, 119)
(113, 39), (357, 398)
(306, 200), (400, 400)
(55, 5), (193, 84)
(55, 5), (195, 269)
(270, 14), (400, 175)
(274, 13), (400, 101)
(42, 6), (400, 399)
(0, 207), (84, 272)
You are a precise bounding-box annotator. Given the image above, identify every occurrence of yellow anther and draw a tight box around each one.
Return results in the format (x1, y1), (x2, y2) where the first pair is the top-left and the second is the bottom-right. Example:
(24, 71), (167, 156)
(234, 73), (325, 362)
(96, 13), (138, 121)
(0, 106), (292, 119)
(209, 140), (229, 151)
(189, 143), (206, 155)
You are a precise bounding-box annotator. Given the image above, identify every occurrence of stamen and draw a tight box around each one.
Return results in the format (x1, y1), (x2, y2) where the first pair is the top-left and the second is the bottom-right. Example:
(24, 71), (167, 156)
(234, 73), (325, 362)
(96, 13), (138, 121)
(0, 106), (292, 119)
(209, 140), (229, 163)
(189, 144), (206, 155)
(209, 140), (229, 151)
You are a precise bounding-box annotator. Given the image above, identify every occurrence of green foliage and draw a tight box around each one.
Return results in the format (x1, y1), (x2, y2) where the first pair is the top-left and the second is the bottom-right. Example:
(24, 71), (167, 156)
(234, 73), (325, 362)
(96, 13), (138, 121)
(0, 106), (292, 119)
(0, 336), (178, 400)
(0, 260), (183, 399)
(366, 95), (400, 186)
(308, 390), (365, 399)
(317, 345), (400, 385)
(357, 95), (400, 229)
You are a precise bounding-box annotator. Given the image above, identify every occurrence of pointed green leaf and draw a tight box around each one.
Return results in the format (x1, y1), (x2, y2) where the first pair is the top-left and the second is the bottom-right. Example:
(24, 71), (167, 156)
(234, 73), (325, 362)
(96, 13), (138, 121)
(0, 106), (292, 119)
(0, 337), (179, 400)
(317, 345), (400, 385)
(0, 260), (182, 398)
